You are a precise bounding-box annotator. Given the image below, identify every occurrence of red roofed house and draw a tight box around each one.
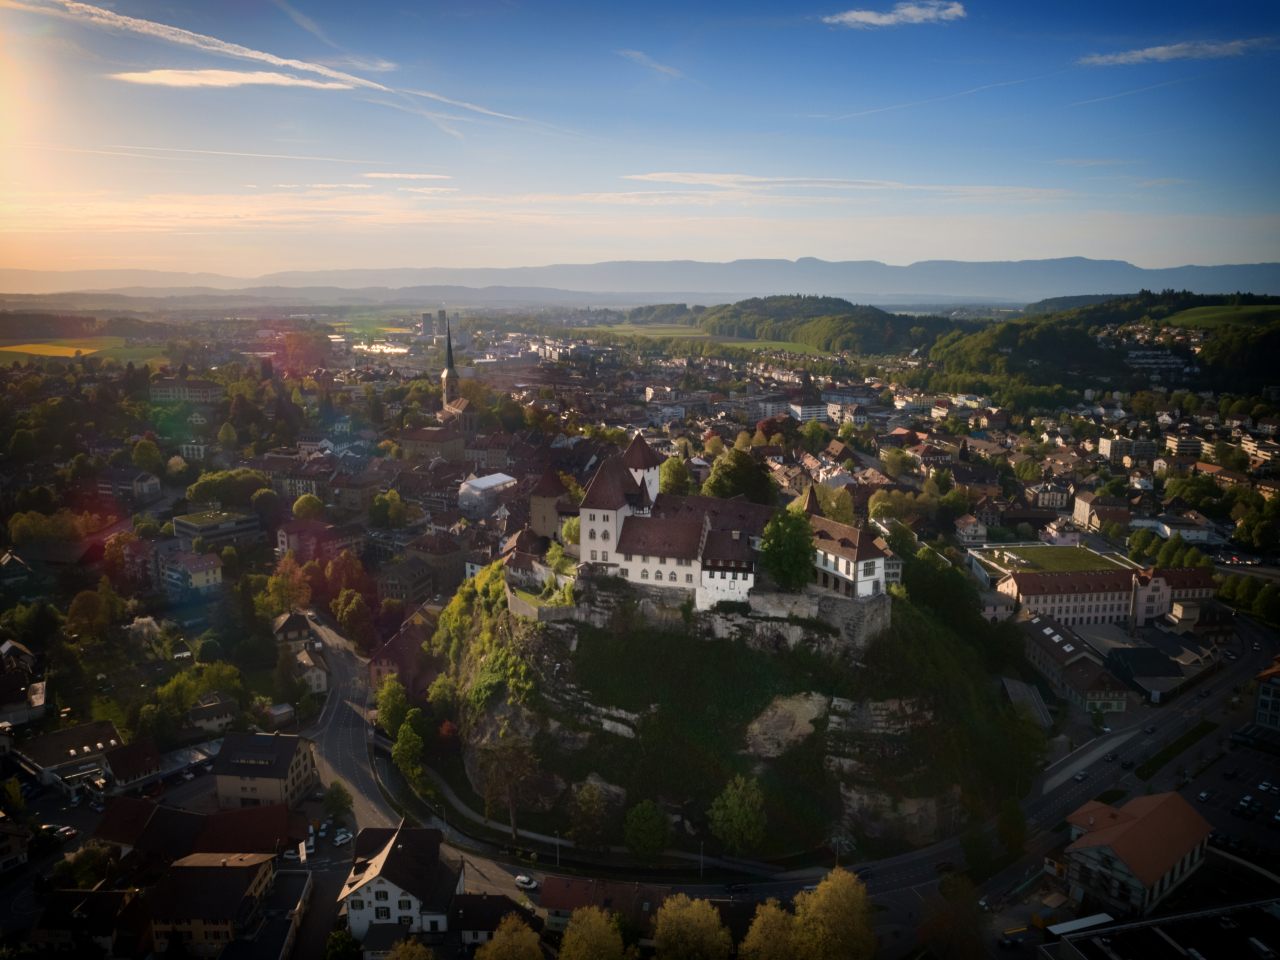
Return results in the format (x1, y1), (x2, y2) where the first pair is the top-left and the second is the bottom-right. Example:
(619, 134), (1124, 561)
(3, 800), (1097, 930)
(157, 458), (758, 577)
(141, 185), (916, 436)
(368, 621), (435, 698)
(539, 874), (670, 946)
(998, 566), (1215, 628)
(953, 514), (987, 546)
(1065, 792), (1212, 916)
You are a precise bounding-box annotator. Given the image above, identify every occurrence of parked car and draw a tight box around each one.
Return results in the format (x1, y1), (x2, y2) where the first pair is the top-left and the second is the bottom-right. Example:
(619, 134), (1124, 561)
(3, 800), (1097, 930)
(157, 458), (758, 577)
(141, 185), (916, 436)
(1103, 753), (1119, 762)
(88, 800), (105, 813)
(305, 839), (315, 854)
(283, 848), (300, 860)
(1247, 802), (1264, 821)
(69, 795), (82, 808)
(1261, 782), (1273, 794)
(333, 832), (352, 847)
(1074, 771), (1089, 782)
(1198, 792), (1211, 802)
(725, 883), (749, 895)
(514, 875), (538, 890)
(181, 771), (195, 782)
(935, 861), (957, 874)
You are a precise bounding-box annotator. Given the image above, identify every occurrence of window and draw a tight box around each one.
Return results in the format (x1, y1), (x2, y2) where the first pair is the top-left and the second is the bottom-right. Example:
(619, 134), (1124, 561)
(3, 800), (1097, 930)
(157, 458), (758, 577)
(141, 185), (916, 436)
(590, 550), (598, 561)
(669, 571), (677, 582)
(399, 916), (413, 925)
(621, 569), (629, 578)
(624, 553), (633, 561)
(399, 900), (412, 910)
(642, 569), (649, 579)
(589, 529), (597, 540)
(720, 571), (726, 579)
(589, 513), (596, 521)
(686, 574), (693, 583)
(863, 561), (876, 577)
(375, 891), (389, 901)
(351, 900), (364, 910)
(659, 556), (666, 565)
(376, 907), (391, 920)
(642, 555), (650, 563)
(603, 514), (609, 521)
(602, 530), (610, 541)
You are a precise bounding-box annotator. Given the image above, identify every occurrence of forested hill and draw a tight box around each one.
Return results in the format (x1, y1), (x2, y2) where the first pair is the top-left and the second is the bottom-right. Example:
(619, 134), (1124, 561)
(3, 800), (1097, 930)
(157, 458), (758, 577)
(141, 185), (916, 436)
(626, 295), (972, 355)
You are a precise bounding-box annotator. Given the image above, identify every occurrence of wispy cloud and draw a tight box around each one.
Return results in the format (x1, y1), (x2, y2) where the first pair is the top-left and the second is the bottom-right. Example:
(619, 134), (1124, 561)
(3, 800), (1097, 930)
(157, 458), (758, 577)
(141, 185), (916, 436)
(400, 89), (528, 121)
(1136, 178), (1188, 188)
(306, 184), (372, 189)
(108, 145), (392, 164)
(362, 173), (452, 180)
(267, 0), (336, 48)
(838, 73), (1055, 119)
(823, 1), (965, 29)
(617, 49), (684, 79)
(400, 187), (459, 195)
(1049, 158), (1130, 167)
(1081, 38), (1272, 66)
(0, 0), (392, 89)
(1067, 78), (1187, 107)
(110, 69), (354, 89)
(622, 172), (1075, 202)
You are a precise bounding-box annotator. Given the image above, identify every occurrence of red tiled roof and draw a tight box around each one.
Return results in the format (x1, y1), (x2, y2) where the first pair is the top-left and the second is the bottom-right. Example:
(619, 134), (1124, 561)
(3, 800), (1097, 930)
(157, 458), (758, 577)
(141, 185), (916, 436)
(529, 465), (569, 500)
(104, 737), (161, 783)
(580, 456), (644, 511)
(95, 796), (157, 847)
(616, 517), (702, 560)
(1066, 793), (1212, 888)
(190, 804), (308, 854)
(622, 434), (666, 470)
(811, 515), (887, 564)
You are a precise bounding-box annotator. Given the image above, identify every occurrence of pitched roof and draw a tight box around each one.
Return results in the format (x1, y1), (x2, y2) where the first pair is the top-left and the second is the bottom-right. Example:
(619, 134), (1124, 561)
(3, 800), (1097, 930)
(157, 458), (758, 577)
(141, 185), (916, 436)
(622, 434), (666, 470)
(211, 732), (309, 781)
(150, 853), (275, 921)
(580, 456), (645, 511)
(1066, 792), (1212, 887)
(452, 893), (543, 934)
(95, 796), (158, 848)
(340, 826), (461, 909)
(103, 737), (161, 782)
(800, 485), (823, 516)
(529, 465), (569, 500)
(616, 517), (702, 560)
(190, 805), (308, 854)
(810, 515), (887, 564)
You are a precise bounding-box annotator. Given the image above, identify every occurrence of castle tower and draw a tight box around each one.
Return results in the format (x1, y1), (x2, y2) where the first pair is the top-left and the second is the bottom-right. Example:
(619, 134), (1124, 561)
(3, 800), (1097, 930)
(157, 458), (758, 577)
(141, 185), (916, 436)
(441, 320), (459, 405)
(622, 434), (665, 502)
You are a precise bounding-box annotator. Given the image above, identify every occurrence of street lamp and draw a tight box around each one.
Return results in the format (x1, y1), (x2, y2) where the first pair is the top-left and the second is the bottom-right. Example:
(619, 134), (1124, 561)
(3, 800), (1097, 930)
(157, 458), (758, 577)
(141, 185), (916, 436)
(556, 831), (560, 867)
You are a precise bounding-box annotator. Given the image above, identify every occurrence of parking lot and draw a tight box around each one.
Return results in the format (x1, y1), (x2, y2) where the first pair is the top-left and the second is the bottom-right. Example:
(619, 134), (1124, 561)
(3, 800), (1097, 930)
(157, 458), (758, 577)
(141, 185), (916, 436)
(1181, 744), (1280, 863)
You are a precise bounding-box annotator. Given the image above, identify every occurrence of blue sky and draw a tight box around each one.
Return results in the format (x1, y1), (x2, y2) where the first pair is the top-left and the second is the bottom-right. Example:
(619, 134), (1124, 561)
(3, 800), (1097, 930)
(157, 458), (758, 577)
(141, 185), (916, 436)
(2, 0), (1277, 275)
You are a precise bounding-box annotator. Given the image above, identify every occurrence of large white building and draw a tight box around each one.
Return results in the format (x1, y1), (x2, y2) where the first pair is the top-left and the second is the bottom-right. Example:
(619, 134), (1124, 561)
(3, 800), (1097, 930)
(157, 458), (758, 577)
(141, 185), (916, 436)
(579, 437), (889, 609)
(339, 825), (464, 940)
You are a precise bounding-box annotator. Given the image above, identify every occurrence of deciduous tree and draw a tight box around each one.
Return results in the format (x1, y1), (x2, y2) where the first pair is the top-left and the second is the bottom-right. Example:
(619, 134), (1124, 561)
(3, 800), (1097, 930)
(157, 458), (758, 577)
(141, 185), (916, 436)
(653, 894), (731, 960)
(792, 868), (875, 960)
(478, 737), (542, 841)
(567, 781), (608, 851)
(263, 554), (311, 616)
(759, 508), (814, 593)
(739, 899), (796, 960)
(659, 457), (691, 495)
(561, 907), (638, 960)
(702, 449), (775, 505)
(323, 780), (354, 820)
(708, 775), (766, 856)
(624, 799), (671, 860)
(377, 676), (410, 740)
(474, 914), (540, 960)
(293, 494), (325, 520)
(131, 439), (162, 475)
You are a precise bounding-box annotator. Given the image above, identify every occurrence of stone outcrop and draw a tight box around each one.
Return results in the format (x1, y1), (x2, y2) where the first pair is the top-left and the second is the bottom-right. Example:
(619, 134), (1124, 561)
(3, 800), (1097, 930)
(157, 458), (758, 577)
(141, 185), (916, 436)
(837, 782), (962, 847)
(743, 693), (829, 758)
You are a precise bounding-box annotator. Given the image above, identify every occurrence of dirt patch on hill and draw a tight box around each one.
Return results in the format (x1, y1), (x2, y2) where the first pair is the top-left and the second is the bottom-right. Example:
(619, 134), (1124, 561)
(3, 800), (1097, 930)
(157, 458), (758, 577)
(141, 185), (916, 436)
(743, 692), (828, 758)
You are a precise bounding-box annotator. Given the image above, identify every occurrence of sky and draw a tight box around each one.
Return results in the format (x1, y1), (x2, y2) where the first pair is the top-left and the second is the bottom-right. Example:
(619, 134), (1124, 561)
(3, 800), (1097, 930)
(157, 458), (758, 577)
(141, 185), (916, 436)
(1, 0), (1278, 275)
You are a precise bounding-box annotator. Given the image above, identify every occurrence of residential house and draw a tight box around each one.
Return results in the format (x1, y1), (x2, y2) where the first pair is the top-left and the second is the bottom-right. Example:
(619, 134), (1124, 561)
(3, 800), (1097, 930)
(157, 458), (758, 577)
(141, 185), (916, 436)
(96, 468), (161, 504)
(400, 426), (465, 463)
(0, 811), (29, 873)
(30, 889), (150, 955)
(293, 649), (329, 696)
(211, 732), (318, 810)
(376, 557), (435, 607)
(1017, 616), (1130, 714)
(368, 622), (433, 697)
(1039, 517), (1082, 546)
(150, 378), (223, 403)
(102, 737), (163, 790)
(149, 852), (277, 956)
(953, 514), (987, 546)
(190, 691), (238, 735)
(162, 552), (223, 601)
(271, 613), (312, 652)
(338, 826), (464, 940)
(404, 534), (465, 595)
(540, 875), (670, 945)
(452, 894), (542, 948)
(1065, 793), (1212, 916)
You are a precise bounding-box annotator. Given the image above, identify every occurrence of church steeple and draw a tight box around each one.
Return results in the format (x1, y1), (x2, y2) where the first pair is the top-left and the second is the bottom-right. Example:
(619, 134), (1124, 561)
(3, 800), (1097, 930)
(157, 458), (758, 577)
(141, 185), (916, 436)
(441, 319), (459, 404)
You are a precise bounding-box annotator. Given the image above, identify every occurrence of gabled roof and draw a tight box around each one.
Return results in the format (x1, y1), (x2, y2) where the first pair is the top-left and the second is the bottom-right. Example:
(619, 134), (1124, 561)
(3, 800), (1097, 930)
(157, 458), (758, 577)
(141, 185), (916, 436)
(616, 517), (702, 560)
(529, 465), (569, 500)
(580, 456), (645, 511)
(190, 805), (308, 854)
(800, 485), (823, 516)
(452, 893), (543, 934)
(810, 516), (887, 564)
(103, 737), (161, 782)
(622, 434), (666, 470)
(340, 826), (461, 909)
(1066, 792), (1212, 887)
(211, 732), (309, 781)
(95, 796), (158, 848)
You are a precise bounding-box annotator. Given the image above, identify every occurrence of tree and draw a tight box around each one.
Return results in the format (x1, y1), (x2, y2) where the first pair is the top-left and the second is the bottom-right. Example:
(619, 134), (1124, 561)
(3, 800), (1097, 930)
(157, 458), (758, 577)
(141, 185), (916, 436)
(792, 868), (876, 960)
(387, 941), (438, 960)
(7, 429), (37, 463)
(377, 675), (410, 740)
(561, 906), (637, 960)
(324, 779), (354, 820)
(326, 551), (368, 597)
(624, 799), (671, 859)
(474, 914), (540, 960)
(959, 823), (993, 877)
(324, 930), (362, 960)
(392, 719), (424, 782)
(427, 674), (458, 714)
(478, 737), (542, 840)
(882, 447), (913, 478)
(67, 590), (108, 642)
(275, 645), (298, 705)
(930, 468), (954, 494)
(800, 418), (828, 454)
(332, 589), (377, 650)
(251, 487), (282, 526)
(739, 899), (796, 960)
(567, 781), (608, 851)
(759, 508), (815, 592)
(563, 515), (581, 544)
(1239, 575), (1264, 608)
(263, 554), (311, 616)
(220, 546), (239, 579)
(131, 439), (162, 475)
(708, 775), (766, 856)
(702, 449), (776, 505)
(217, 421), (238, 446)
(660, 457), (691, 495)
(919, 874), (985, 960)
(654, 895), (731, 960)
(293, 494), (325, 520)
(997, 797), (1026, 854)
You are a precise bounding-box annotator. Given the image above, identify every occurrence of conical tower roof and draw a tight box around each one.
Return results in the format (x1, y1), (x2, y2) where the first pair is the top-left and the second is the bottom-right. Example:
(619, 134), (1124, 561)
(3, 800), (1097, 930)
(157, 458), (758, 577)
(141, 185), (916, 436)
(800, 484), (823, 516)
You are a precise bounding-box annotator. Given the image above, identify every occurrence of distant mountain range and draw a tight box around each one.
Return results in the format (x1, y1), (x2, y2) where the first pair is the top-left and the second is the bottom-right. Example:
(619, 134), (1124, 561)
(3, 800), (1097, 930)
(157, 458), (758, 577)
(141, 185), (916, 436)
(2, 256), (1277, 305)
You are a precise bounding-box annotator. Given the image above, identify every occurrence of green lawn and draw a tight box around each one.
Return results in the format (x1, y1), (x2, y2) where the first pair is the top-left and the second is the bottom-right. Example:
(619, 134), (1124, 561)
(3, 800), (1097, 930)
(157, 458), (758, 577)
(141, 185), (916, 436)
(1164, 305), (1280, 328)
(995, 545), (1128, 573)
(0, 336), (165, 364)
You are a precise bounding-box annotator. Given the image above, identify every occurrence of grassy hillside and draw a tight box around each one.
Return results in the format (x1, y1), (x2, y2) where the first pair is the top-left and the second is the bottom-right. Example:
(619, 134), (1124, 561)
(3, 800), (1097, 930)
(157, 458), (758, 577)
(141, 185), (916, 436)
(1164, 304), (1280, 328)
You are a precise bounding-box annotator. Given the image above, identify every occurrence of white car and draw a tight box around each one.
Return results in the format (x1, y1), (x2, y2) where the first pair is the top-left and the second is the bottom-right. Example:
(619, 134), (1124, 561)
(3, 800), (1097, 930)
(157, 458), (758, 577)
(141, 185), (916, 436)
(1074, 771), (1088, 782)
(306, 839), (315, 853)
(333, 832), (352, 847)
(514, 875), (538, 890)
(181, 771), (195, 781)
(283, 849), (300, 860)
(1198, 792), (1210, 802)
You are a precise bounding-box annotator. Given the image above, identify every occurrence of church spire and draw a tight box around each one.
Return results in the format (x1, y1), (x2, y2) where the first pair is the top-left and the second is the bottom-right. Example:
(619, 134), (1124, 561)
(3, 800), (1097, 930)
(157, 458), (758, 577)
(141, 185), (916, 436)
(445, 318), (455, 371)
(441, 317), (459, 405)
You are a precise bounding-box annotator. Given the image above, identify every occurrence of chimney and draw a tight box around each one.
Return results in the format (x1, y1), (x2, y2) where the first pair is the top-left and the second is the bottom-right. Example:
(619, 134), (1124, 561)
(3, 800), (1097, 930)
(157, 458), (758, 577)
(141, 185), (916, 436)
(222, 859), (228, 866)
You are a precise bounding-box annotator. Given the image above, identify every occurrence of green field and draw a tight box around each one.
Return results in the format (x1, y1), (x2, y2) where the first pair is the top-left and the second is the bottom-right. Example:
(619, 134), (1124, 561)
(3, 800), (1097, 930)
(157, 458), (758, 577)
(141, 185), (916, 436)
(578, 323), (833, 355)
(1165, 305), (1280, 328)
(0, 336), (165, 364)
(998, 545), (1130, 573)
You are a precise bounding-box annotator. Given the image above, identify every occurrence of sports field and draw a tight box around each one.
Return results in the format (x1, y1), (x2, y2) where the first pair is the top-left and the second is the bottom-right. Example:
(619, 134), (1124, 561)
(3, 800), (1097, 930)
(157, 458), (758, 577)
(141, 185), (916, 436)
(578, 323), (833, 355)
(0, 337), (165, 364)
(1165, 305), (1280, 328)
(996, 545), (1131, 572)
